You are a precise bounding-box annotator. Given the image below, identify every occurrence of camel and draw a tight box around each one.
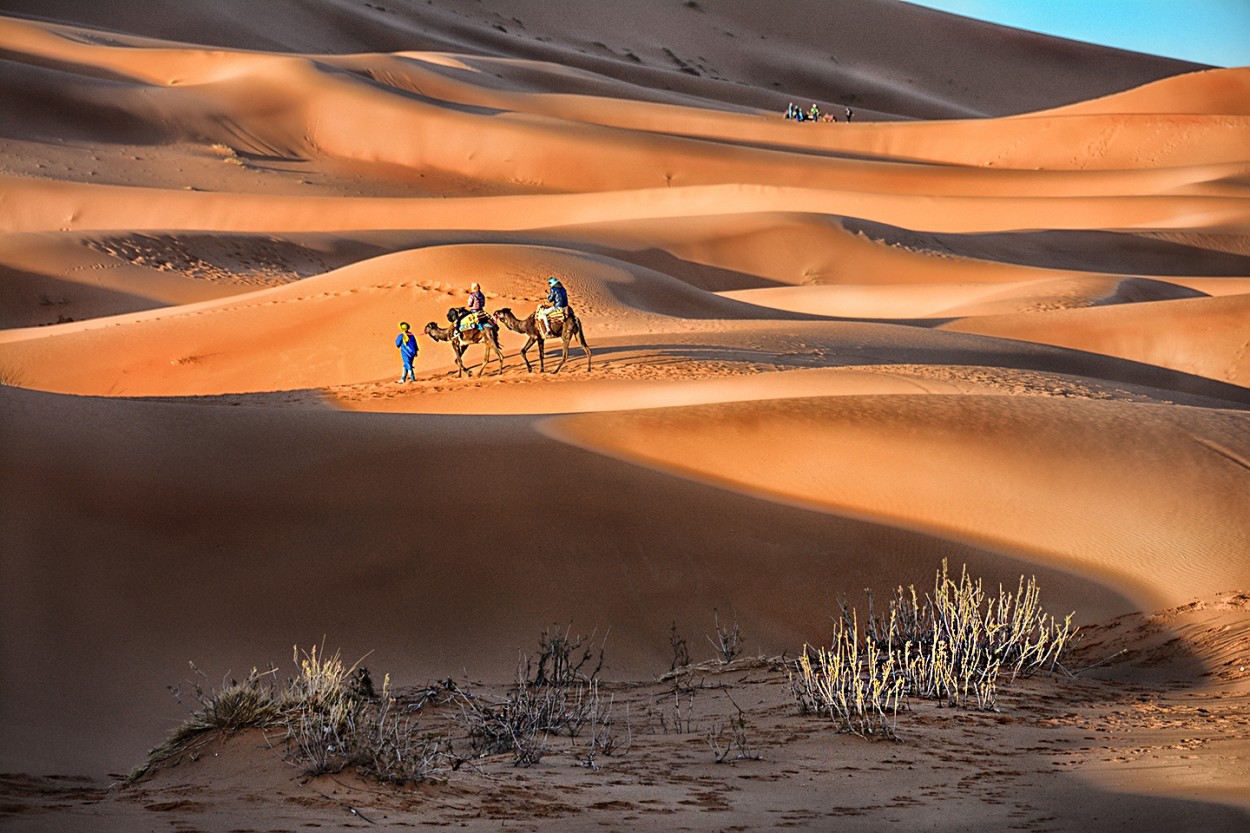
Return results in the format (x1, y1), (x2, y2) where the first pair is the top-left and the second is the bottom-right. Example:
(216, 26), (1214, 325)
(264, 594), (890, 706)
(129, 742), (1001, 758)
(493, 306), (591, 373)
(424, 308), (505, 378)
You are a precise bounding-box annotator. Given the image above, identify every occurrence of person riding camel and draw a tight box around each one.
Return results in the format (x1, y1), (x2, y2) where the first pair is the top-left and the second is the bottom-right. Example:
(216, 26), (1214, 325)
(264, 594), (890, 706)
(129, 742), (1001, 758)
(462, 281), (488, 332)
(536, 276), (568, 337)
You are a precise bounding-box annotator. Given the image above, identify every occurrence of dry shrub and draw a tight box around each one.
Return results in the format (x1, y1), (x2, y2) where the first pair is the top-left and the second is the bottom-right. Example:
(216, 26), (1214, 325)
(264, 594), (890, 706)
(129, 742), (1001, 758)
(792, 561), (1077, 738)
(794, 609), (905, 738)
(453, 626), (623, 767)
(706, 695), (762, 764)
(134, 646), (447, 784)
(707, 609), (744, 663)
(209, 142), (245, 166)
(526, 623), (604, 687)
(668, 621), (691, 671)
(130, 664), (283, 779)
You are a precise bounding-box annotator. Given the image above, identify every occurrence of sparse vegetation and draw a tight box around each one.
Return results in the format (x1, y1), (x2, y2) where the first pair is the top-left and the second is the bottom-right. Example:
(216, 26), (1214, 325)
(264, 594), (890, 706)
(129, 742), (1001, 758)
(208, 143), (246, 166)
(655, 684), (699, 735)
(793, 609), (905, 738)
(275, 645), (446, 782)
(578, 689), (630, 769)
(706, 695), (762, 764)
(451, 625), (622, 768)
(133, 646), (447, 784)
(791, 561), (1078, 738)
(669, 621), (690, 671)
(528, 623), (604, 687)
(137, 571), (1075, 784)
(707, 608), (744, 663)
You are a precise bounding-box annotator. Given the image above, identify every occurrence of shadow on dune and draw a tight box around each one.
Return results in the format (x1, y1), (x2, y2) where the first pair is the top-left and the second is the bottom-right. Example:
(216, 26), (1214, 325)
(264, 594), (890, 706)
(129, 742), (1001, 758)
(3, 384), (1246, 832)
(0, 268), (164, 329)
(0, 384), (1153, 777)
(0, 58), (174, 144)
(572, 326), (1250, 408)
(844, 218), (1250, 278)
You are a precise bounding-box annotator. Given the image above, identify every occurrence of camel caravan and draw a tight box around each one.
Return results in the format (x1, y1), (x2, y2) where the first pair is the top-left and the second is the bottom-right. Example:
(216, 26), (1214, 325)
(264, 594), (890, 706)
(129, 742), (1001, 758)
(418, 276), (592, 379)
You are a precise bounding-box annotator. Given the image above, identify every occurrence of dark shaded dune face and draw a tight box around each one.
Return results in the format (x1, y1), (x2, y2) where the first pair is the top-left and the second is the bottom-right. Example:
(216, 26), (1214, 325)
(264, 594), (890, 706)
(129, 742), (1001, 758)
(0, 0), (1205, 119)
(1101, 277), (1209, 304)
(0, 58), (177, 144)
(0, 385), (1146, 775)
(0, 265), (160, 328)
(843, 219), (1250, 278)
(81, 233), (355, 285)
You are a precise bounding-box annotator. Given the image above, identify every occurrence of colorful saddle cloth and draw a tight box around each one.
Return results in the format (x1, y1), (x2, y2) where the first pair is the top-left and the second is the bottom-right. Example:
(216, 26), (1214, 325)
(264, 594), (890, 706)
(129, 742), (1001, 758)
(457, 310), (493, 332)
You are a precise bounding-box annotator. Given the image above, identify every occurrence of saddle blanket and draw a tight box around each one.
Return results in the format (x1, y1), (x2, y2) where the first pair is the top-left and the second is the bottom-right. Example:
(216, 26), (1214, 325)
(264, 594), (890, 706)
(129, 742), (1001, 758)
(458, 311), (493, 331)
(537, 306), (566, 323)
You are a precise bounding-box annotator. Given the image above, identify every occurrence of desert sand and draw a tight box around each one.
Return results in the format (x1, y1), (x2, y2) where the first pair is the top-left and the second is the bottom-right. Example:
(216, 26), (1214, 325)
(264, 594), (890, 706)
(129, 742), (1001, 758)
(1, 0), (1248, 830)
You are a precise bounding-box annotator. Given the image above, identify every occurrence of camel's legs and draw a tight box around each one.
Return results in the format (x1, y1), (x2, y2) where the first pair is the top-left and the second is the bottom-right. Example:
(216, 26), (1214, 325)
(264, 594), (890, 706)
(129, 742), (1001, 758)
(577, 325), (592, 371)
(552, 332), (572, 374)
(530, 334), (546, 373)
(487, 335), (505, 376)
(517, 335), (534, 372)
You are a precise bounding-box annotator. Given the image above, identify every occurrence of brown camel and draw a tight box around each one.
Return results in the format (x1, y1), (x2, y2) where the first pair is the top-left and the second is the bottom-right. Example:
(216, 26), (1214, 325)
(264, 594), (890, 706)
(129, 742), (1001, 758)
(493, 306), (591, 373)
(424, 309), (505, 378)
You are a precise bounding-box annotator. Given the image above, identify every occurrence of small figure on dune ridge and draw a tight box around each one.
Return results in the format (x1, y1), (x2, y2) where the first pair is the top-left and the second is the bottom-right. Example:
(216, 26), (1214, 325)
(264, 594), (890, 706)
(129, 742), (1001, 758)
(785, 102), (840, 123)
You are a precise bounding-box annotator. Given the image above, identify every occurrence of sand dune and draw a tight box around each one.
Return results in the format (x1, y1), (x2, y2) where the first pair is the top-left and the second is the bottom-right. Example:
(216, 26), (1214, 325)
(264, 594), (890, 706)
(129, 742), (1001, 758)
(552, 395), (1250, 610)
(944, 293), (1250, 387)
(2, 1), (1248, 829)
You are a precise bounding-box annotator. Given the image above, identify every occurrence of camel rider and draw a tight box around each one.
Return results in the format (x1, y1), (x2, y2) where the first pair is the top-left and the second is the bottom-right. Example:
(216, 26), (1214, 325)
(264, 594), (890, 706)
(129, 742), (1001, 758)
(537, 276), (568, 336)
(464, 282), (488, 331)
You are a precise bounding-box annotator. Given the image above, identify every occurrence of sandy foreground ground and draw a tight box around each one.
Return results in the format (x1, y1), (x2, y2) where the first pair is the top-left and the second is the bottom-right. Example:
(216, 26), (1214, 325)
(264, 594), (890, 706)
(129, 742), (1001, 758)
(1, 0), (1248, 830)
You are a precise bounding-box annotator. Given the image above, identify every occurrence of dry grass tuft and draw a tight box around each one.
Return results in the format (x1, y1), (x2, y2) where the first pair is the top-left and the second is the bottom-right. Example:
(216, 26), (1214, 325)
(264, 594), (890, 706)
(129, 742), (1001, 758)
(130, 665), (282, 780)
(791, 561), (1077, 738)
(208, 143), (246, 166)
(0, 366), (23, 387)
(132, 647), (447, 784)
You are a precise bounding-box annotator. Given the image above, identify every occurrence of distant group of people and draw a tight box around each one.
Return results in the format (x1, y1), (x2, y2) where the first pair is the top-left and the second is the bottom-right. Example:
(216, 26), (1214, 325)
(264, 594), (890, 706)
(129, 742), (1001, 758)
(392, 276), (571, 382)
(785, 102), (853, 123)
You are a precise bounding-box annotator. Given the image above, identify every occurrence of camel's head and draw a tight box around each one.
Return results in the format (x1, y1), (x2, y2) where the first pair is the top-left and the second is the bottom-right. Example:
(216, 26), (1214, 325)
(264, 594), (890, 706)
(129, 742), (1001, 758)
(423, 322), (439, 337)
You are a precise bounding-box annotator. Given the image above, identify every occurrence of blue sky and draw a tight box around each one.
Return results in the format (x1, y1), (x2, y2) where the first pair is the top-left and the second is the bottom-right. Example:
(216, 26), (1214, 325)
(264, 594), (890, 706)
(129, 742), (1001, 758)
(904, 0), (1250, 67)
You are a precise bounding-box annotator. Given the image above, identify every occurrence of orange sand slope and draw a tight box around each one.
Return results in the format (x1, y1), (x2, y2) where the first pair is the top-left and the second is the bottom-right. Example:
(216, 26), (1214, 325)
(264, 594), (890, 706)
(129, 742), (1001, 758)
(1, 1), (1249, 815)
